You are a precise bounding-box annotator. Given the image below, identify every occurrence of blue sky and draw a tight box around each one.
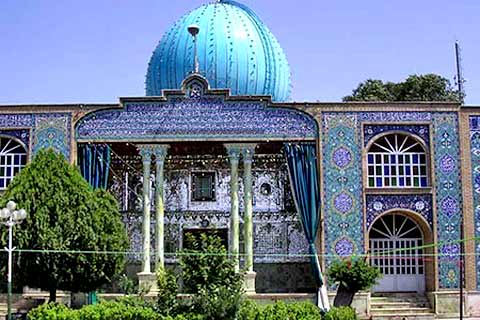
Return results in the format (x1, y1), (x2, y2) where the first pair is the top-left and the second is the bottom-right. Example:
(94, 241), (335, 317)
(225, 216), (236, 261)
(0, 0), (478, 104)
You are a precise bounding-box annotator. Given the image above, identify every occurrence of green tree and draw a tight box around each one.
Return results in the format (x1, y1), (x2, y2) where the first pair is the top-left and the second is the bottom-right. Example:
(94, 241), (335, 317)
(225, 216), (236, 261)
(0, 149), (129, 302)
(343, 74), (460, 102)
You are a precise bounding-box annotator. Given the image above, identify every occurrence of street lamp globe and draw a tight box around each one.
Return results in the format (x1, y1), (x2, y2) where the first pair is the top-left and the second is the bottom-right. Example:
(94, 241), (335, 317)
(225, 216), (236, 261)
(0, 208), (9, 219)
(6, 201), (16, 212)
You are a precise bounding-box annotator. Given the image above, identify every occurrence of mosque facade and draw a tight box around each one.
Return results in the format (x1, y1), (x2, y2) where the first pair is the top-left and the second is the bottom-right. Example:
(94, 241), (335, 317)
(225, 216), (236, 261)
(1, 0), (480, 317)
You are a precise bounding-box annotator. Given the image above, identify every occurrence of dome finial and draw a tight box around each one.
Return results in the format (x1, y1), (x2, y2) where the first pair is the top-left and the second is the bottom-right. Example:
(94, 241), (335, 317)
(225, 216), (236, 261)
(187, 24), (200, 74)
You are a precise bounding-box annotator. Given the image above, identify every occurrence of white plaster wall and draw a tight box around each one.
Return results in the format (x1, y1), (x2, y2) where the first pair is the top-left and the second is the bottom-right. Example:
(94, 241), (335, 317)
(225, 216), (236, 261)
(164, 169), (286, 213)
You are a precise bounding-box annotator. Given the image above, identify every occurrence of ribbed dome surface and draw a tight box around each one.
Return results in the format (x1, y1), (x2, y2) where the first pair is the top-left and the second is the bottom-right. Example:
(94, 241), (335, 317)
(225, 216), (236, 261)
(146, 0), (291, 102)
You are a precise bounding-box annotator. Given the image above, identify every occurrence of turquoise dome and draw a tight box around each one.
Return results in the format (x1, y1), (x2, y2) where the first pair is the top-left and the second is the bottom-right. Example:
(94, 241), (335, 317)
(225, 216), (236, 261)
(146, 0), (291, 102)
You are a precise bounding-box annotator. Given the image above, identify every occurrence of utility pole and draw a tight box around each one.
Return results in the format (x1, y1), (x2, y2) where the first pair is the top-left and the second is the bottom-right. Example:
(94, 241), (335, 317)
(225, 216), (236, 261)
(455, 41), (466, 104)
(455, 41), (465, 320)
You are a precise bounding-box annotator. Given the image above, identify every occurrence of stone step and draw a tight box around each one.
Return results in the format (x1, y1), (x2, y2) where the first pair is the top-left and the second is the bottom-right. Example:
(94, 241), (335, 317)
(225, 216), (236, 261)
(371, 314), (435, 320)
(371, 307), (433, 315)
(371, 296), (429, 301)
(371, 301), (430, 308)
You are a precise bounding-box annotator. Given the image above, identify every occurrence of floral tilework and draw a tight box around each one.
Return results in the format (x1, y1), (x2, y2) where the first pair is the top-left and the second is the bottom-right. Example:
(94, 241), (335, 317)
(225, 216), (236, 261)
(359, 112), (432, 123)
(434, 113), (462, 289)
(0, 114), (34, 128)
(323, 114), (363, 261)
(33, 114), (71, 160)
(469, 115), (480, 289)
(366, 194), (433, 229)
(76, 97), (317, 141)
(363, 124), (430, 146)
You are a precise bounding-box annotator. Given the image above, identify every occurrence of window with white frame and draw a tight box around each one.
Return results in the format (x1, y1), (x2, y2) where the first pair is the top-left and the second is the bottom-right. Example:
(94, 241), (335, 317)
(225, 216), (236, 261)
(367, 133), (428, 188)
(0, 137), (28, 190)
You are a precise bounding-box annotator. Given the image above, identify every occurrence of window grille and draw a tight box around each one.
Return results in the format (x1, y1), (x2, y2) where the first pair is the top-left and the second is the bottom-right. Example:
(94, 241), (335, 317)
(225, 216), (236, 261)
(0, 137), (27, 190)
(367, 133), (428, 188)
(191, 171), (216, 201)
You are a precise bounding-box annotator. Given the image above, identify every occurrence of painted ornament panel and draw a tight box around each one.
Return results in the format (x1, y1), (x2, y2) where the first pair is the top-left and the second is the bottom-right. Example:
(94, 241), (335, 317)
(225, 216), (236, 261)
(76, 97), (317, 141)
(434, 113), (462, 289)
(469, 115), (480, 289)
(323, 113), (363, 261)
(366, 194), (433, 229)
(33, 114), (71, 160)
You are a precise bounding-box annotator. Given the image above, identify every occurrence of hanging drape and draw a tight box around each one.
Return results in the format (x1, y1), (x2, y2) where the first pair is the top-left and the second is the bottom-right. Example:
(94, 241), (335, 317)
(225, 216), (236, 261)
(78, 143), (111, 305)
(284, 143), (323, 286)
(78, 144), (111, 189)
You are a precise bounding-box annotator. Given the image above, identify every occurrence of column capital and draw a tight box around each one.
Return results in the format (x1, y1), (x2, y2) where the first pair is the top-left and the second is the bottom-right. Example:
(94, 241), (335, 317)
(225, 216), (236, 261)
(224, 144), (242, 161)
(241, 144), (257, 162)
(153, 145), (169, 161)
(137, 144), (155, 160)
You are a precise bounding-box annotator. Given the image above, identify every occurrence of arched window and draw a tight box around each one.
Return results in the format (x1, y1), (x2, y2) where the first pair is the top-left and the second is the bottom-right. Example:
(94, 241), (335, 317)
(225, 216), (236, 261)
(0, 137), (28, 190)
(367, 133), (428, 188)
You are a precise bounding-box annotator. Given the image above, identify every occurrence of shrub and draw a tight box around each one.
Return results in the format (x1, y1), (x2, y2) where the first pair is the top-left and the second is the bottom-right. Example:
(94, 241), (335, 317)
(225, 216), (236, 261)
(156, 266), (178, 316)
(179, 232), (244, 320)
(117, 273), (138, 295)
(323, 306), (358, 320)
(238, 300), (322, 320)
(238, 300), (260, 320)
(27, 300), (160, 320)
(328, 256), (380, 306)
(28, 303), (75, 320)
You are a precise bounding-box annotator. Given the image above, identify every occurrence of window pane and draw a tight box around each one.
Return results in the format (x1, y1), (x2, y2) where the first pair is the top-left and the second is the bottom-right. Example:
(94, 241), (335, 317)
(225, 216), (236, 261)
(384, 178), (390, 187)
(420, 177), (427, 187)
(405, 166), (411, 175)
(420, 166), (426, 175)
(368, 166), (374, 175)
(413, 166), (418, 175)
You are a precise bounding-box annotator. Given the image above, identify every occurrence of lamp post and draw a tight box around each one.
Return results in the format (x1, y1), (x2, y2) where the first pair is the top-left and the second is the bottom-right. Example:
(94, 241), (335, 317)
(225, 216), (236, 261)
(0, 201), (27, 320)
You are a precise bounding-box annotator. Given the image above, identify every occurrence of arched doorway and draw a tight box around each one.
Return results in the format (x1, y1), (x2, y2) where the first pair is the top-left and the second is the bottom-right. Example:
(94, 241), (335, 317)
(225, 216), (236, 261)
(369, 212), (425, 293)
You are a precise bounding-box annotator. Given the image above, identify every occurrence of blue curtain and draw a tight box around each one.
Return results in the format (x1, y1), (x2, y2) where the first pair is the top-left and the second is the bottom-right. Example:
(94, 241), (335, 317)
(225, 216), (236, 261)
(284, 143), (323, 287)
(78, 144), (111, 189)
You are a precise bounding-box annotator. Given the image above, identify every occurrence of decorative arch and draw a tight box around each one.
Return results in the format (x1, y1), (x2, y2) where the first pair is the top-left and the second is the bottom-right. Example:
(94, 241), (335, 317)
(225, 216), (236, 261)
(367, 210), (435, 292)
(365, 131), (430, 188)
(368, 209), (432, 240)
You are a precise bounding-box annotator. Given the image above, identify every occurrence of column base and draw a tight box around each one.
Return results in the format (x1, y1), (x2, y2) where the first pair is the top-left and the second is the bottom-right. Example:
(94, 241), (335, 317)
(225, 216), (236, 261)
(244, 271), (257, 294)
(137, 272), (158, 294)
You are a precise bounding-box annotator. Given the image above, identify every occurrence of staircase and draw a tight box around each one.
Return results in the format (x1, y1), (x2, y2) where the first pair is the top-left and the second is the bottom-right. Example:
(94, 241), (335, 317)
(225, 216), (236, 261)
(370, 294), (434, 320)
(0, 304), (20, 317)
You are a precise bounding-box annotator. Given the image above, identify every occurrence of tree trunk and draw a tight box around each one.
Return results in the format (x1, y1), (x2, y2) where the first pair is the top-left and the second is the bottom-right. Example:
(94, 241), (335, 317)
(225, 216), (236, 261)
(333, 284), (356, 307)
(49, 288), (56, 303)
